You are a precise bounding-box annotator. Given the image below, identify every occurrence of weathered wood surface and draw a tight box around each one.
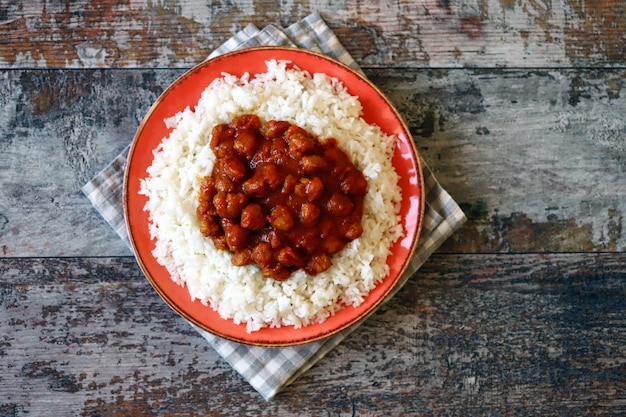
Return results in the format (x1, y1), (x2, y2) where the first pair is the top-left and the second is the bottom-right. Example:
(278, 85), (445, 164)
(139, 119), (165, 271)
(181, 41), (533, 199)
(2, 0), (626, 414)
(1, 67), (625, 256)
(2, 254), (625, 415)
(0, 0), (625, 69)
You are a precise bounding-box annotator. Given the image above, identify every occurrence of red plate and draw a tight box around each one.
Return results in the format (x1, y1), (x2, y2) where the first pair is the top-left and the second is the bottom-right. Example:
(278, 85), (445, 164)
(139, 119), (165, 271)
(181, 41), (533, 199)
(124, 46), (424, 346)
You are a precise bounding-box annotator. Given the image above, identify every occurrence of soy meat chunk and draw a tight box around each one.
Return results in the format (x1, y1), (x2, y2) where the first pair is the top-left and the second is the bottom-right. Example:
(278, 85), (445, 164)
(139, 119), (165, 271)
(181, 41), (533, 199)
(231, 248), (251, 266)
(213, 142), (234, 159)
(251, 242), (273, 269)
(287, 131), (316, 158)
(227, 192), (247, 217)
(340, 169), (368, 196)
(284, 124), (310, 139)
(242, 163), (281, 197)
(210, 124), (234, 149)
(214, 172), (234, 193)
(295, 230), (320, 254)
(277, 247), (305, 268)
(281, 174), (297, 195)
(233, 131), (257, 159)
(196, 177), (217, 217)
(299, 202), (320, 227)
(318, 217), (333, 239)
(339, 220), (364, 240)
(213, 191), (247, 218)
(264, 120), (291, 139)
(221, 219), (248, 250)
(307, 177), (324, 201)
(209, 124), (223, 149)
(231, 114), (261, 131)
(198, 216), (219, 237)
(199, 177), (217, 201)
(325, 191), (354, 216)
(212, 192), (228, 217)
(250, 140), (272, 167)
(270, 136), (289, 160)
(322, 236), (345, 255)
(295, 177), (323, 201)
(242, 175), (269, 197)
(324, 143), (351, 176)
(263, 265), (291, 281)
(211, 124), (237, 159)
(306, 253), (332, 275)
(220, 156), (246, 182)
(224, 226), (248, 250)
(268, 205), (295, 231)
(240, 203), (266, 230)
(300, 155), (327, 174)
(212, 234), (228, 251)
(264, 229), (282, 249)
(256, 162), (282, 189)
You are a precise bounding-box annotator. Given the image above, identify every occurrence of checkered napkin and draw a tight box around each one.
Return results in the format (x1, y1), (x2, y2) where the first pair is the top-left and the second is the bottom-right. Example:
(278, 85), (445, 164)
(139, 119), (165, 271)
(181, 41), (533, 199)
(82, 13), (466, 400)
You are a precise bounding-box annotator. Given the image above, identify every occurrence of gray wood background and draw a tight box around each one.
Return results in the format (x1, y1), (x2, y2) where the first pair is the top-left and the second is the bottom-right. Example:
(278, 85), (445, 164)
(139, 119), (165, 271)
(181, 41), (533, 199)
(1, 1), (625, 415)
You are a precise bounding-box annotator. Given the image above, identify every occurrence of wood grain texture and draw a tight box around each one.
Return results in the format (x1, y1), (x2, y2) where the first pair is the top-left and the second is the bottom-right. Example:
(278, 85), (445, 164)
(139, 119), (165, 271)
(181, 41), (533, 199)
(0, 0), (625, 69)
(372, 68), (626, 253)
(0, 69), (182, 257)
(1, 254), (625, 415)
(1, 67), (624, 256)
(2, 0), (626, 414)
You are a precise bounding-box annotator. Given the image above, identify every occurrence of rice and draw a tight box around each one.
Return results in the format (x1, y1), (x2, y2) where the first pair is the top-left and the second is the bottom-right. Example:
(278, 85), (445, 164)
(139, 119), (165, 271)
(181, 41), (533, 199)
(140, 59), (403, 332)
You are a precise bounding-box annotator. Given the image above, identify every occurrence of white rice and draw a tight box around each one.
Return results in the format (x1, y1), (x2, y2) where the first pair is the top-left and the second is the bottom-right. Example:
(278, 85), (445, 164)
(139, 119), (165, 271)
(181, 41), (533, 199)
(140, 60), (403, 332)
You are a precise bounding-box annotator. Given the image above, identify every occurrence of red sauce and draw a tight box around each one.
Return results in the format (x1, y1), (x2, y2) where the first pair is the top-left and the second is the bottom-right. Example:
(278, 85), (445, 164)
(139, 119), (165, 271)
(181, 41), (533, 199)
(196, 114), (367, 281)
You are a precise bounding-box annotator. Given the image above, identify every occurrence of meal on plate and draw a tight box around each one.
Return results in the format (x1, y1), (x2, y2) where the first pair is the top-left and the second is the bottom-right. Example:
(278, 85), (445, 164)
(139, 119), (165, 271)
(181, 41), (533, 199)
(140, 60), (403, 332)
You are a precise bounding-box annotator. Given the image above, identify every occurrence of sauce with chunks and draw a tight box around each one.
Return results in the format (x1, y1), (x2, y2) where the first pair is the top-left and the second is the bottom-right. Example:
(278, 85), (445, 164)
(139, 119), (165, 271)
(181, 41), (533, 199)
(196, 114), (367, 281)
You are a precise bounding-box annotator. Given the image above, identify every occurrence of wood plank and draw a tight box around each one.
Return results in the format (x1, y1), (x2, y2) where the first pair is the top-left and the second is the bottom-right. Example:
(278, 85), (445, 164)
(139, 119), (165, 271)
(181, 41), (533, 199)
(0, 69), (182, 257)
(0, 0), (624, 69)
(1, 68), (624, 256)
(1, 254), (625, 414)
(370, 68), (626, 253)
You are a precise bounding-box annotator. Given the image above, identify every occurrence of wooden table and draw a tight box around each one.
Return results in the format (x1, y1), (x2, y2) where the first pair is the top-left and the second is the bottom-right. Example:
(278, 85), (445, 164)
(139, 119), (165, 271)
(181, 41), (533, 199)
(2, 1), (625, 415)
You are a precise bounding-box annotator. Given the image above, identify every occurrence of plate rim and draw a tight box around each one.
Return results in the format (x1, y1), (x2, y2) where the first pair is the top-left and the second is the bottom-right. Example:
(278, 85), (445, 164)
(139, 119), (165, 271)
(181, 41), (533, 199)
(123, 45), (425, 347)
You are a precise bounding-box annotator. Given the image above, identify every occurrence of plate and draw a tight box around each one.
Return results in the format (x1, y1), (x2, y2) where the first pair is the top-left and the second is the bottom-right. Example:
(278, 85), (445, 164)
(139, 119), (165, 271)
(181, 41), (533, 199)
(124, 46), (424, 347)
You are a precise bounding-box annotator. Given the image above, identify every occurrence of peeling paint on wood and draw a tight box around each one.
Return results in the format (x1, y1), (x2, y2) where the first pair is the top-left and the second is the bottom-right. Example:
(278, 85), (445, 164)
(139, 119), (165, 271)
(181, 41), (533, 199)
(0, 0), (625, 69)
(0, 69), (182, 257)
(1, 255), (624, 414)
(443, 209), (620, 253)
(565, 0), (626, 65)
(371, 67), (626, 252)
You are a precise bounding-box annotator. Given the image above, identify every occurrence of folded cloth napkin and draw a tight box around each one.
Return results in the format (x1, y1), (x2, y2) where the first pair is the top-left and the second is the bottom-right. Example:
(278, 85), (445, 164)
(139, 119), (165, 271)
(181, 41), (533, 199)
(82, 12), (466, 400)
